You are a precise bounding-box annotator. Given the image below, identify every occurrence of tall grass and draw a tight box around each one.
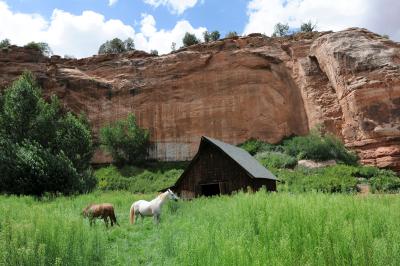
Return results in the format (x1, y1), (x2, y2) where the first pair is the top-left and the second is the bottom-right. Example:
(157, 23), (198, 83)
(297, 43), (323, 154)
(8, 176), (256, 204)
(1, 192), (400, 265)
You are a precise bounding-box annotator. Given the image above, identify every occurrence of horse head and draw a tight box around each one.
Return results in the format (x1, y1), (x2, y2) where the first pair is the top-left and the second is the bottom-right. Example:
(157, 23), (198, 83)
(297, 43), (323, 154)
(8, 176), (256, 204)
(167, 189), (179, 201)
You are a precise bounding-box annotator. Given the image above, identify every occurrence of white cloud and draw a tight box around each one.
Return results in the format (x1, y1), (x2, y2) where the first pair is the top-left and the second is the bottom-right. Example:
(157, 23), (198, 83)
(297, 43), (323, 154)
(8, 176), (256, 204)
(135, 13), (206, 54)
(108, 0), (118, 6)
(244, 0), (400, 41)
(143, 0), (198, 15)
(0, 1), (206, 58)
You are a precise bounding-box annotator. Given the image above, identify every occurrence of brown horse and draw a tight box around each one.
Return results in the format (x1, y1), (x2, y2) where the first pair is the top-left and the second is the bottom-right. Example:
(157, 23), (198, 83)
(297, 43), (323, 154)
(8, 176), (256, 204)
(82, 203), (119, 227)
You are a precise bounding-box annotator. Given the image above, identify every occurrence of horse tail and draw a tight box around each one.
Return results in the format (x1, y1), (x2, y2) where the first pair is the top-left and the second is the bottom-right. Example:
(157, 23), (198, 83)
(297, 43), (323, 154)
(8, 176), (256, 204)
(130, 205), (135, 224)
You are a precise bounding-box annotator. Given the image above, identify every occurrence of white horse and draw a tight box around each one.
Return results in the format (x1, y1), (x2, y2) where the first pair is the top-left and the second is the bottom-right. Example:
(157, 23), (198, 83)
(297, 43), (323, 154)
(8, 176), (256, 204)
(130, 189), (179, 224)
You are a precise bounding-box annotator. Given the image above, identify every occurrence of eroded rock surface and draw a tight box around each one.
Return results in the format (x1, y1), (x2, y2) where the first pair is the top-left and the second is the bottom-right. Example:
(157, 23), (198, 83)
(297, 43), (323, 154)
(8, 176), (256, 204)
(0, 28), (399, 171)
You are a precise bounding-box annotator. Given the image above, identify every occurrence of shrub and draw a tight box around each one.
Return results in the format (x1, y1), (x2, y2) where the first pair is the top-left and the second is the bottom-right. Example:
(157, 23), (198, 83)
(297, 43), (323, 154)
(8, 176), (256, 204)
(225, 31), (238, 38)
(98, 37), (135, 54)
(0, 39), (10, 49)
(0, 72), (95, 196)
(24, 42), (52, 57)
(256, 151), (297, 169)
(277, 165), (358, 193)
(300, 21), (317, 32)
(94, 165), (183, 193)
(182, 33), (200, 47)
(283, 130), (358, 165)
(100, 114), (150, 166)
(369, 170), (400, 193)
(203, 31), (220, 42)
(150, 49), (158, 56)
(272, 23), (290, 37)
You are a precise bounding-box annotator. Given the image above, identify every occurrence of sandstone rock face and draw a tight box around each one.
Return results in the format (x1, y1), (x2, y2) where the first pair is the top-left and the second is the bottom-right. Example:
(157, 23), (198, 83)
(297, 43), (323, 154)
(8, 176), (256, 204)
(0, 28), (399, 172)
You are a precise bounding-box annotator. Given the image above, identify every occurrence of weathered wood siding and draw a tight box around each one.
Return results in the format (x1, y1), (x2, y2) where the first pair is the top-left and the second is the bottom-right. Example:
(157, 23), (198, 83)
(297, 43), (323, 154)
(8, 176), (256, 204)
(175, 141), (276, 199)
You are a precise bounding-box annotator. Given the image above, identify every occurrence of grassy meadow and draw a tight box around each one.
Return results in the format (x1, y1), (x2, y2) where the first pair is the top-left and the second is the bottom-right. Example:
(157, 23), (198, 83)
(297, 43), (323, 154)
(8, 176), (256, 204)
(1, 191), (400, 265)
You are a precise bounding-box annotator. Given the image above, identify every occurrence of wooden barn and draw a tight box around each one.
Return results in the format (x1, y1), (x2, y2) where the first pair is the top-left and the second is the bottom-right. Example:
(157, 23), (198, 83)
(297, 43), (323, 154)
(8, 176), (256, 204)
(169, 136), (277, 199)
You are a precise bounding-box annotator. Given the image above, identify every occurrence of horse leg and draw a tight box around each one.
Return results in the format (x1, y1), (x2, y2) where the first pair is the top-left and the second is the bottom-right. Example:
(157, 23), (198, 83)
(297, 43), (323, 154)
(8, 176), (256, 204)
(104, 217), (109, 228)
(153, 214), (160, 224)
(135, 211), (140, 223)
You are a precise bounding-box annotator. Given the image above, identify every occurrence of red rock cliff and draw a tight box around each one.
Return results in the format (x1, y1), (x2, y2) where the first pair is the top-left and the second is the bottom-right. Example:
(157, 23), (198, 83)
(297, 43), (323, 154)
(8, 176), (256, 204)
(0, 28), (399, 171)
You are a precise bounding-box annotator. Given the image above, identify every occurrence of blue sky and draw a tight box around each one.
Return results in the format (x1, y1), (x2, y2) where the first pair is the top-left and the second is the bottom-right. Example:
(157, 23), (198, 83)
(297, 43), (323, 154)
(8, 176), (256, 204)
(0, 0), (398, 58)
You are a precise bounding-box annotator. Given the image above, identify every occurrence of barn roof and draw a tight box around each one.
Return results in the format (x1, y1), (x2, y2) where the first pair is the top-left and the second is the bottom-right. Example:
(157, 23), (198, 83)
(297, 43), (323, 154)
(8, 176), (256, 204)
(202, 136), (277, 180)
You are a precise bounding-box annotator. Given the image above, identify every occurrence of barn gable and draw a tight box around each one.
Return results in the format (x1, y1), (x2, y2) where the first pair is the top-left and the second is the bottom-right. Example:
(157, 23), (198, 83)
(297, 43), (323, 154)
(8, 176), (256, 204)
(169, 136), (277, 199)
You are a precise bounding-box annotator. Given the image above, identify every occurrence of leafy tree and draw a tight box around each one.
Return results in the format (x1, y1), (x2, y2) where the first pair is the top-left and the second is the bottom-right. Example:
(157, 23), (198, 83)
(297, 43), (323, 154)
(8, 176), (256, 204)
(272, 23), (290, 37)
(98, 37), (135, 54)
(150, 49), (159, 56)
(100, 114), (150, 166)
(0, 38), (10, 49)
(203, 31), (211, 43)
(210, 31), (221, 41)
(203, 31), (220, 42)
(64, 54), (76, 59)
(225, 31), (238, 38)
(24, 42), (52, 57)
(124, 37), (135, 51)
(182, 32), (200, 47)
(0, 72), (95, 196)
(300, 21), (317, 32)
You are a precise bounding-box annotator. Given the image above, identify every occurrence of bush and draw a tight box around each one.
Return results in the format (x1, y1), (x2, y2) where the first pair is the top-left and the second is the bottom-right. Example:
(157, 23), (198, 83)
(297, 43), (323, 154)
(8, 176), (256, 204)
(277, 165), (358, 193)
(225, 31), (238, 38)
(238, 138), (282, 155)
(256, 151), (297, 169)
(369, 170), (400, 193)
(24, 42), (52, 57)
(100, 114), (150, 166)
(203, 31), (220, 42)
(0, 39), (10, 49)
(283, 130), (358, 165)
(272, 23), (290, 37)
(98, 37), (135, 54)
(95, 165), (183, 193)
(182, 32), (200, 47)
(300, 21), (317, 32)
(0, 72), (95, 196)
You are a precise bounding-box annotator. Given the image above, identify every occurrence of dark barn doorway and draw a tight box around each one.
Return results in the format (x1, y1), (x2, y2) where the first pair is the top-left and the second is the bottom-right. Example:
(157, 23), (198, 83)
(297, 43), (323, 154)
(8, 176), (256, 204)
(201, 183), (220, 196)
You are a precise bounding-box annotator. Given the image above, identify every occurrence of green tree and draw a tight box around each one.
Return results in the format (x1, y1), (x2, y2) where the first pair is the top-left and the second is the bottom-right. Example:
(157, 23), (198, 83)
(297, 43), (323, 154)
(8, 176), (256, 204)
(210, 31), (221, 41)
(150, 49), (159, 56)
(0, 39), (11, 49)
(100, 114), (150, 165)
(124, 37), (135, 51)
(24, 42), (52, 57)
(203, 31), (211, 43)
(182, 32), (200, 47)
(171, 42), (176, 51)
(0, 72), (95, 195)
(225, 31), (238, 38)
(272, 23), (290, 37)
(98, 37), (135, 54)
(300, 21), (317, 32)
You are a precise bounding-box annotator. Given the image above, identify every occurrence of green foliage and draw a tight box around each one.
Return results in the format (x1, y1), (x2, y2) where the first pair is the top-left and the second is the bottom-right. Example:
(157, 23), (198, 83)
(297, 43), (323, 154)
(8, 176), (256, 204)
(2, 191), (400, 265)
(283, 130), (358, 165)
(272, 22), (290, 37)
(369, 169), (400, 193)
(256, 151), (297, 169)
(171, 42), (176, 51)
(0, 72), (95, 196)
(203, 30), (220, 42)
(0, 38), (11, 49)
(182, 32), (200, 47)
(225, 31), (238, 38)
(238, 138), (281, 155)
(24, 42), (52, 57)
(150, 49), (158, 56)
(95, 165), (183, 193)
(98, 37), (135, 55)
(300, 20), (317, 32)
(277, 165), (358, 193)
(100, 114), (149, 165)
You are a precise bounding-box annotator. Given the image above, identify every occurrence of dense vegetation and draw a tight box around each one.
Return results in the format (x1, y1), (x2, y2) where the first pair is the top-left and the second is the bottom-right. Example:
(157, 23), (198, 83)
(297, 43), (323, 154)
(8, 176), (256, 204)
(0, 72), (95, 196)
(98, 37), (135, 55)
(95, 162), (185, 193)
(99, 113), (150, 166)
(239, 131), (400, 194)
(24, 42), (53, 57)
(1, 191), (400, 265)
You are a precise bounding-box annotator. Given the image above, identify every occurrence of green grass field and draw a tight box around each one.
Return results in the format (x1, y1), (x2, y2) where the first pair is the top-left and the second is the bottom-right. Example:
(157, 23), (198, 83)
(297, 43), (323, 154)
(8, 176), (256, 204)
(1, 191), (400, 265)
